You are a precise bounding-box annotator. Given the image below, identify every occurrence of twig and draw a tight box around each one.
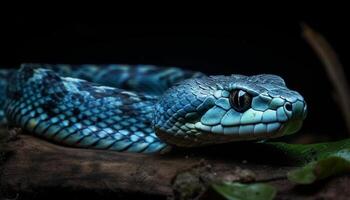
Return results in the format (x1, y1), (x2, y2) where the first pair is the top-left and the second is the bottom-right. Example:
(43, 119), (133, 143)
(302, 23), (350, 134)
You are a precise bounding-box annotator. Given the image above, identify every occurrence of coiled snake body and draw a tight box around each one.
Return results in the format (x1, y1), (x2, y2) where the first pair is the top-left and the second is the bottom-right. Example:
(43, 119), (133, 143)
(0, 64), (307, 153)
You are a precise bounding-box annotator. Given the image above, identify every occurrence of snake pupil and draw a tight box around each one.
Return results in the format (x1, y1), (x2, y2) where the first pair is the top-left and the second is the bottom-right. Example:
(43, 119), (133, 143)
(230, 89), (252, 112)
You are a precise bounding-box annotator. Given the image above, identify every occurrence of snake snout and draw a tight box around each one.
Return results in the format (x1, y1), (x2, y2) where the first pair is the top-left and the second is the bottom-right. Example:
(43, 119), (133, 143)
(276, 98), (307, 136)
(283, 100), (307, 120)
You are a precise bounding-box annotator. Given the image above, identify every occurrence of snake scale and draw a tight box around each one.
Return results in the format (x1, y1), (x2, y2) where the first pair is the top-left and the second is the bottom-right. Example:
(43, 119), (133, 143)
(0, 64), (307, 153)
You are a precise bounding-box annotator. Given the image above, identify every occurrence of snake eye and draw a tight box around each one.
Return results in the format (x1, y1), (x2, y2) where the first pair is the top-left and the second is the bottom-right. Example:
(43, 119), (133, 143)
(230, 89), (252, 112)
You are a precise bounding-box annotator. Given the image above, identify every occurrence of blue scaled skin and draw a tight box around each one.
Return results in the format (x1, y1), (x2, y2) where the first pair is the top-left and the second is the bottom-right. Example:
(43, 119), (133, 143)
(2, 64), (307, 153)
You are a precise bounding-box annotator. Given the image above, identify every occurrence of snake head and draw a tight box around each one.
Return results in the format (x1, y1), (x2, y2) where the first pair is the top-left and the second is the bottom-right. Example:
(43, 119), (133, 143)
(154, 74), (307, 147)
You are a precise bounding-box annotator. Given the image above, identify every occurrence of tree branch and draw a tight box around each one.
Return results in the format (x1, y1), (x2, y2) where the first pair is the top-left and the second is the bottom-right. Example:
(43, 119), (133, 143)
(1, 131), (350, 199)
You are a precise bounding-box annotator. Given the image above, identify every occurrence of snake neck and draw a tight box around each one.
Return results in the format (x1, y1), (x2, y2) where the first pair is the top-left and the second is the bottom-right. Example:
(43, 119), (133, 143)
(5, 66), (170, 153)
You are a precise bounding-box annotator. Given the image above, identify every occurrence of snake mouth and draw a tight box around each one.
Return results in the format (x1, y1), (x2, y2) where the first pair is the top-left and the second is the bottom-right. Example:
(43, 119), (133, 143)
(194, 121), (284, 141)
(194, 119), (303, 143)
(156, 119), (303, 148)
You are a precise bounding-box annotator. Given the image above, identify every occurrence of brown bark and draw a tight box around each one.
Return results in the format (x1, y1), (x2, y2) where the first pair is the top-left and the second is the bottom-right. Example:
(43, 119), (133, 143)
(1, 129), (350, 200)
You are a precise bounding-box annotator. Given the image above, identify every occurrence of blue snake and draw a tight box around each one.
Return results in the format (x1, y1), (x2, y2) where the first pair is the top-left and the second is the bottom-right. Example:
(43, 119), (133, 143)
(0, 64), (307, 153)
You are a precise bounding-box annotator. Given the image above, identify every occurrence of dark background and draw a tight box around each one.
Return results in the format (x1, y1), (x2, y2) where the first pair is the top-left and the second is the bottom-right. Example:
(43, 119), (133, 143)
(1, 20), (349, 141)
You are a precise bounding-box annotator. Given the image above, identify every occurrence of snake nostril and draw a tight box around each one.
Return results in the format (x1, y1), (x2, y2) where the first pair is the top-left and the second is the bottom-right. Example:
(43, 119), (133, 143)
(284, 102), (292, 112)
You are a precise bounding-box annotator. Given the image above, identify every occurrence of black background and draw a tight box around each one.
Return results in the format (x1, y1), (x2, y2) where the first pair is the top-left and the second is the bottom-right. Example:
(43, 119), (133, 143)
(1, 19), (349, 141)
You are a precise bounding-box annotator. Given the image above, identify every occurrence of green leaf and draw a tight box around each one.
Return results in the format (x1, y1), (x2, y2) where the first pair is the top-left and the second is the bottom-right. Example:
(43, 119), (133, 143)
(266, 138), (350, 164)
(211, 182), (277, 200)
(263, 139), (350, 184)
(287, 149), (350, 184)
(287, 161), (317, 184)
